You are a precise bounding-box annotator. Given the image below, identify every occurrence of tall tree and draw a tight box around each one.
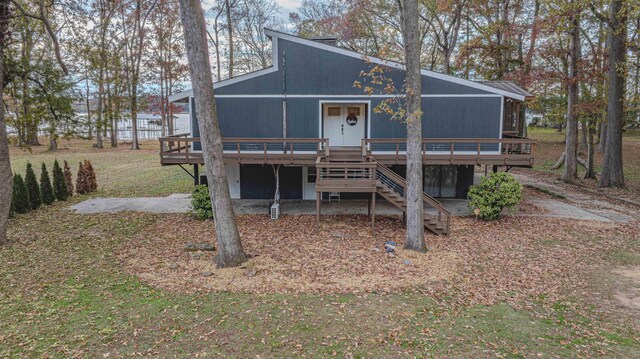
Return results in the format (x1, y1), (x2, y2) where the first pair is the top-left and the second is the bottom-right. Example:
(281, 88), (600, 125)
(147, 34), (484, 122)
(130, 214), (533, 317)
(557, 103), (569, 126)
(398, 0), (426, 252)
(420, 0), (465, 74)
(598, 0), (626, 187)
(0, 0), (11, 246)
(562, 1), (581, 182)
(121, 0), (157, 150)
(178, 0), (247, 267)
(225, 0), (234, 77)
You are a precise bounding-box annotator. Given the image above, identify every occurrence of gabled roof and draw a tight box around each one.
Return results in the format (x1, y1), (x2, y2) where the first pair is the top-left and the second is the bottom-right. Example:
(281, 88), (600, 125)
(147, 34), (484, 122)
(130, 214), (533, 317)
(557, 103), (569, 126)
(170, 28), (532, 102)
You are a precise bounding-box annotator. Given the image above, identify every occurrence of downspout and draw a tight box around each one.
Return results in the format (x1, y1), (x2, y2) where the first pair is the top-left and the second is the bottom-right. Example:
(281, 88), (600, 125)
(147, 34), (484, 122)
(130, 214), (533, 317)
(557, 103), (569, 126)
(282, 49), (287, 144)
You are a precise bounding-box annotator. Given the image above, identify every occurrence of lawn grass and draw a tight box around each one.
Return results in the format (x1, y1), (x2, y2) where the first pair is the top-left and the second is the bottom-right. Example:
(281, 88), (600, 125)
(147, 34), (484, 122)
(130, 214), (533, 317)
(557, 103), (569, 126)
(2, 137), (640, 357)
(9, 138), (193, 197)
(527, 127), (640, 196)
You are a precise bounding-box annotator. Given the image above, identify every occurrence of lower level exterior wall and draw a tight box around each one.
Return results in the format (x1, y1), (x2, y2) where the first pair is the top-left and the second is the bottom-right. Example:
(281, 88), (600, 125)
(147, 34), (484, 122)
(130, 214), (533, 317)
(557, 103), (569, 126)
(215, 164), (475, 200)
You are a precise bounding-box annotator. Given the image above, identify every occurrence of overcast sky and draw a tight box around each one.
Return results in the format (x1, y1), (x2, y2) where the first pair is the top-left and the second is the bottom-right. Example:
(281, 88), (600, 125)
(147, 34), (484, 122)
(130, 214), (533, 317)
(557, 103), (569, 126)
(275, 0), (301, 18)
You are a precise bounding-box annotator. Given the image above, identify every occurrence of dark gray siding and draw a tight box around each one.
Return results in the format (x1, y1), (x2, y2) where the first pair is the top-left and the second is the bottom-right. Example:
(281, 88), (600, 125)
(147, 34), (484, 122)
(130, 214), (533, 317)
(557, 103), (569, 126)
(370, 97), (501, 139)
(191, 36), (504, 142)
(286, 98), (319, 137)
(215, 71), (281, 95)
(278, 38), (492, 95)
(191, 97), (282, 141)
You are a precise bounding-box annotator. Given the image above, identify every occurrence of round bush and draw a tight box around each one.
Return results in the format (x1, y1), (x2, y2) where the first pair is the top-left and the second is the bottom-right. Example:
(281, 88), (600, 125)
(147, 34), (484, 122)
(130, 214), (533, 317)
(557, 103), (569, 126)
(468, 172), (522, 221)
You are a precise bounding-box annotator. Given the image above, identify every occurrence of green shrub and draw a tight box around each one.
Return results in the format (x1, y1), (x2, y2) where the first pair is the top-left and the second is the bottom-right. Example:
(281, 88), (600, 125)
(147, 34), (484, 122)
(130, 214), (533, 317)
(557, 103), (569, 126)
(191, 185), (213, 220)
(24, 162), (42, 210)
(40, 163), (55, 205)
(12, 173), (31, 214)
(52, 160), (68, 201)
(468, 172), (522, 221)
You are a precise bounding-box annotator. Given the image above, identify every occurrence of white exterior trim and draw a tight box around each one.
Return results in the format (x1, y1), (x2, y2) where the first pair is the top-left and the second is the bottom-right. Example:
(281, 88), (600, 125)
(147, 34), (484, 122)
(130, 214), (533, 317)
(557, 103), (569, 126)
(197, 94), (502, 99)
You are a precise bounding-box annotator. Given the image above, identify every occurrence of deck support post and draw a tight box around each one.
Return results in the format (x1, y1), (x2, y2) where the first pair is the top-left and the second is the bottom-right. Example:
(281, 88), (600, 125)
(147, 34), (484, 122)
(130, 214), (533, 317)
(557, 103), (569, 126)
(193, 164), (199, 185)
(371, 192), (376, 235)
(316, 192), (321, 231)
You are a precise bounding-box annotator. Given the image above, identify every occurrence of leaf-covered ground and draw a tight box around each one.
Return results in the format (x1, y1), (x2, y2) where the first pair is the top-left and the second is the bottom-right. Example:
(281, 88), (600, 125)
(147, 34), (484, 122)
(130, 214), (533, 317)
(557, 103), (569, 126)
(527, 127), (640, 202)
(2, 138), (640, 357)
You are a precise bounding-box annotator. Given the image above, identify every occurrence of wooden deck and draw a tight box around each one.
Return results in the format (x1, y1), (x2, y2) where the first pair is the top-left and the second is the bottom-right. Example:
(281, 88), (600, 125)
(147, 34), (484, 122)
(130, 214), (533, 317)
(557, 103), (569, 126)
(159, 135), (536, 167)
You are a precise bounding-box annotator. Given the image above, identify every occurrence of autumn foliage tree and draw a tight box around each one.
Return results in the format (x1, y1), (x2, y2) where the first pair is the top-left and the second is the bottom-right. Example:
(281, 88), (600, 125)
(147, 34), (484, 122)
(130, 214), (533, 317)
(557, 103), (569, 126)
(76, 160), (98, 195)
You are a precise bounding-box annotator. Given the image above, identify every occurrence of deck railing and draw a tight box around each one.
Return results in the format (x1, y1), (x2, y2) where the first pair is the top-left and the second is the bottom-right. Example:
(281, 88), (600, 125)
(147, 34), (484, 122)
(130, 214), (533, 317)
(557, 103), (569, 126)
(159, 136), (329, 165)
(315, 156), (377, 191)
(363, 138), (536, 165)
(159, 136), (536, 166)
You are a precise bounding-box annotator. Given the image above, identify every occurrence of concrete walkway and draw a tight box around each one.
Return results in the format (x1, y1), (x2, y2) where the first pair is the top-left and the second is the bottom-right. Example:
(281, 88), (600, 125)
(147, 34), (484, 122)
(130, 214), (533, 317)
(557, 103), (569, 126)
(512, 173), (637, 223)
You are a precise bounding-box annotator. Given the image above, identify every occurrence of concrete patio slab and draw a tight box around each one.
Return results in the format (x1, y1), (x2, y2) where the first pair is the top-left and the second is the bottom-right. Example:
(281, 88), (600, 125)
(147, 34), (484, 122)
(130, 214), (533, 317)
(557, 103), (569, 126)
(70, 196), (472, 216)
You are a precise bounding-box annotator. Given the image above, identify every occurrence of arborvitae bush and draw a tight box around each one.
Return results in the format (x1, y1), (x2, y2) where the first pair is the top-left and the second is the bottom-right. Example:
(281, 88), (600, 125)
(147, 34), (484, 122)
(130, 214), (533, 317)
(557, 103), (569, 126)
(12, 173), (31, 214)
(40, 163), (56, 205)
(63, 161), (74, 196)
(53, 160), (68, 201)
(24, 162), (42, 210)
(84, 160), (97, 192)
(76, 161), (88, 194)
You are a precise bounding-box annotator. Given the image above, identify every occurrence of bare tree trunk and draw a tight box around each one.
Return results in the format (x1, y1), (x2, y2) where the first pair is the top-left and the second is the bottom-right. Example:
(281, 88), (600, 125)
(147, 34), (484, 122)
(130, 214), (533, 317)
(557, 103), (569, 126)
(580, 121), (587, 151)
(398, 0), (425, 252)
(598, 122), (607, 152)
(178, 0), (247, 267)
(585, 120), (596, 179)
(600, 0), (626, 188)
(562, 5), (580, 182)
(85, 62), (93, 140)
(0, 0), (11, 246)
(96, 65), (104, 149)
(225, 0), (233, 78)
(130, 88), (140, 150)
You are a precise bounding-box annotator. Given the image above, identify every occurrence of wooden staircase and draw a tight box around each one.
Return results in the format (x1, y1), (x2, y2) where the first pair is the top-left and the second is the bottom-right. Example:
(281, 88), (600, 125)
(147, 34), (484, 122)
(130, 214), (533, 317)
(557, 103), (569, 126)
(375, 163), (450, 235)
(316, 147), (451, 235)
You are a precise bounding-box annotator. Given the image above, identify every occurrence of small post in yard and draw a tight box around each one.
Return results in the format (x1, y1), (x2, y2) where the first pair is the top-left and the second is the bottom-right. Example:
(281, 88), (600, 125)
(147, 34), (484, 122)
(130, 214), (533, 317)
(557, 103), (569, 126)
(316, 191), (321, 231)
(193, 164), (199, 186)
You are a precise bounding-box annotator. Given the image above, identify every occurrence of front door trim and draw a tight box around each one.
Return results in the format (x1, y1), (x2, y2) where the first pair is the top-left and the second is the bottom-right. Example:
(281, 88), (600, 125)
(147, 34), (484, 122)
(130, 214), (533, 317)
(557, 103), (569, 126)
(319, 100), (371, 147)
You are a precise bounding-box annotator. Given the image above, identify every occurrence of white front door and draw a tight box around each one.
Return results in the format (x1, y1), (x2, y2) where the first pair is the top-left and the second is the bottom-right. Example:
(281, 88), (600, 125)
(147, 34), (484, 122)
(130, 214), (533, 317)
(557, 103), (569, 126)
(323, 104), (366, 147)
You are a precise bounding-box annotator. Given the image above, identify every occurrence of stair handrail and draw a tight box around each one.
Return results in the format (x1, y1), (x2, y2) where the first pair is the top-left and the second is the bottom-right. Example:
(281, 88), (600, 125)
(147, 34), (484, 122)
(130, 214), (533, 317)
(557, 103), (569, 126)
(375, 163), (451, 220)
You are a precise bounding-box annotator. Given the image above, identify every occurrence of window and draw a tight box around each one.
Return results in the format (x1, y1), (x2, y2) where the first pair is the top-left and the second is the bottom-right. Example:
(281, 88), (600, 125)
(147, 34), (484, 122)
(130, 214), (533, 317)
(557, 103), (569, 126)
(347, 107), (361, 116)
(307, 167), (317, 183)
(503, 99), (519, 132)
(327, 107), (341, 116)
